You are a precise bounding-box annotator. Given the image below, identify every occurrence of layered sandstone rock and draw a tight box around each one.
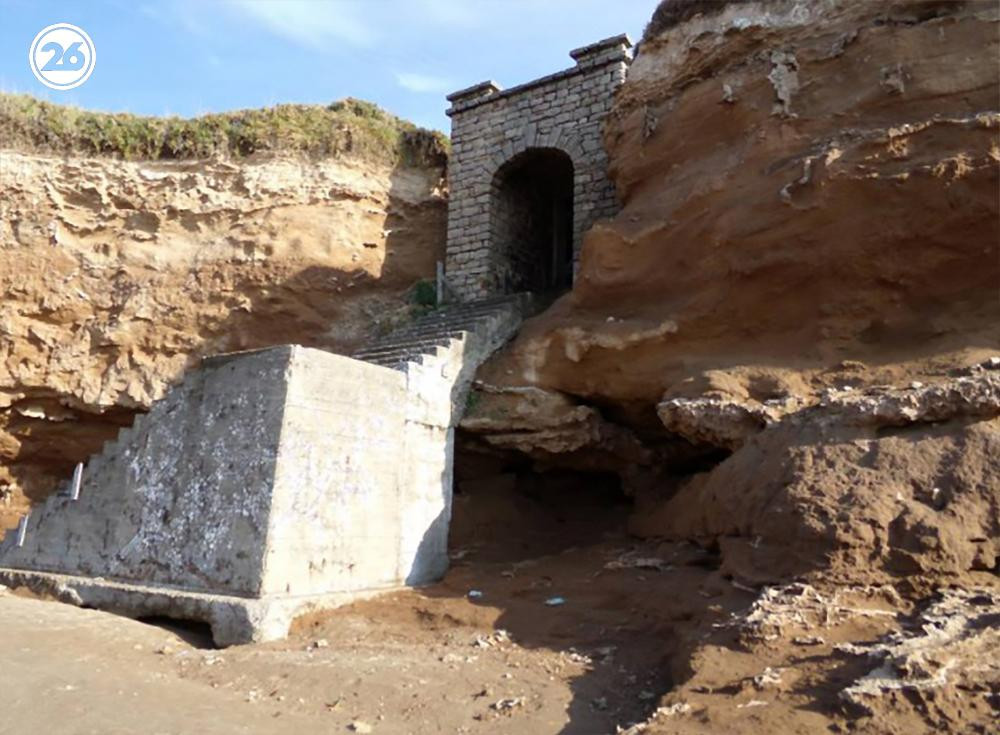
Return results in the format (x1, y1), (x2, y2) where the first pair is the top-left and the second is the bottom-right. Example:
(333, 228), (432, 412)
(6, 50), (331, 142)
(482, 0), (999, 404)
(464, 7), (999, 729)
(0, 148), (446, 527)
(470, 0), (999, 549)
(635, 367), (1000, 583)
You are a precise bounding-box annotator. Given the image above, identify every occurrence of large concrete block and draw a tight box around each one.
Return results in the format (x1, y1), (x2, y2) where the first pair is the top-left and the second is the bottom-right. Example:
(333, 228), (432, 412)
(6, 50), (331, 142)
(0, 347), (291, 597)
(1, 296), (533, 646)
(0, 346), (451, 645)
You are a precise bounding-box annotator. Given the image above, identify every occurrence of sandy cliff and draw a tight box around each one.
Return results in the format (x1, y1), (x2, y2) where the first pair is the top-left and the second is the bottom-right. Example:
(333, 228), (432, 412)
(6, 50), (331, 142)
(0, 137), (446, 527)
(486, 0), (998, 404)
(461, 3), (999, 731)
(470, 0), (1000, 521)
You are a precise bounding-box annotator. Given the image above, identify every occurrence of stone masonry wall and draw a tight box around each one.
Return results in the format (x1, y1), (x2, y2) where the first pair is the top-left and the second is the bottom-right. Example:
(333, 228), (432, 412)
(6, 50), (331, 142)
(445, 34), (633, 300)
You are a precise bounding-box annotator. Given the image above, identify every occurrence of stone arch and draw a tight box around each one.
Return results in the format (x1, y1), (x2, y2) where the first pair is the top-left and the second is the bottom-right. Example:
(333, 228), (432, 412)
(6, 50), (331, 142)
(488, 146), (576, 294)
(484, 129), (589, 291)
(483, 127), (586, 175)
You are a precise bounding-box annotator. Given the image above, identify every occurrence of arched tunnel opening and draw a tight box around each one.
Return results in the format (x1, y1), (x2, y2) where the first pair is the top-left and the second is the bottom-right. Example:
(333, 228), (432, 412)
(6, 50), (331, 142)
(490, 147), (575, 295)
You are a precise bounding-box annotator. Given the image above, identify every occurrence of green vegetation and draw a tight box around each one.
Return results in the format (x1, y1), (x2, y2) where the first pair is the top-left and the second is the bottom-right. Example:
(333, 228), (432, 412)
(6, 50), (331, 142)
(411, 279), (438, 308)
(405, 279), (439, 320)
(0, 93), (449, 166)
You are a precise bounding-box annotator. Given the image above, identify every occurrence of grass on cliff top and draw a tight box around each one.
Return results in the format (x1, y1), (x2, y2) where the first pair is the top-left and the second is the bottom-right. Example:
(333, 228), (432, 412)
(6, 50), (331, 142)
(0, 94), (449, 167)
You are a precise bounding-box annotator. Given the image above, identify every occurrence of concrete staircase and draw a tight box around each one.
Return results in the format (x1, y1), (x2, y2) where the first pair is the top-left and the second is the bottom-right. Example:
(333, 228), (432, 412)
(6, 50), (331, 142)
(350, 293), (533, 432)
(353, 294), (533, 371)
(0, 294), (533, 646)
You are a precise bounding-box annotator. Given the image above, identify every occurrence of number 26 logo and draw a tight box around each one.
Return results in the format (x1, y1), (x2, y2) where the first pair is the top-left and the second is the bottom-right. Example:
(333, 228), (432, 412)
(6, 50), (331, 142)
(29, 23), (96, 90)
(40, 41), (86, 71)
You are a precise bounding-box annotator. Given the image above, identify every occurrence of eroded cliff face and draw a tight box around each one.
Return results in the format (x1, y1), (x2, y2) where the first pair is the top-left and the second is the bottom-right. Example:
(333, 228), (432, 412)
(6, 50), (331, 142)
(460, 5), (999, 728)
(0, 149), (446, 526)
(469, 0), (999, 527)
(487, 0), (998, 405)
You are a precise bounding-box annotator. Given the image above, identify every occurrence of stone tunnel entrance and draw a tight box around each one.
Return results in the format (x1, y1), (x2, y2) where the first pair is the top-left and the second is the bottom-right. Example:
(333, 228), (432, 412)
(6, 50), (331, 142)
(444, 34), (632, 300)
(490, 148), (574, 295)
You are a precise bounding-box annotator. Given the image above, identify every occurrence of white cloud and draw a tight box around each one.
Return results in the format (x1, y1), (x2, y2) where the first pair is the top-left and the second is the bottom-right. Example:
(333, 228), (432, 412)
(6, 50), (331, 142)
(395, 71), (452, 94)
(225, 0), (376, 50)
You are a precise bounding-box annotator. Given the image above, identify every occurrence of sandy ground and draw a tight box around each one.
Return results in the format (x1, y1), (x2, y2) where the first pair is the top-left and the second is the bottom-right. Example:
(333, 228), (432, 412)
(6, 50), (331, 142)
(3, 483), (995, 735)
(3, 533), (996, 735)
(0, 532), (732, 735)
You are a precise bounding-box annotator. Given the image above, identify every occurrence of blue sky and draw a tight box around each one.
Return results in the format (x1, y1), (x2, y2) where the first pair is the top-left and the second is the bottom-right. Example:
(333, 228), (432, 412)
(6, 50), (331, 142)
(0, 0), (657, 131)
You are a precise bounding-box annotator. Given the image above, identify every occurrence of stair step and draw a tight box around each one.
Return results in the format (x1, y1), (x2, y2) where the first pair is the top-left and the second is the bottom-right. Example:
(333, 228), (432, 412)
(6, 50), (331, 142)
(362, 354), (425, 368)
(372, 299), (520, 337)
(368, 328), (466, 343)
(385, 329), (472, 344)
(447, 294), (526, 309)
(367, 357), (417, 367)
(355, 337), (457, 358)
(357, 343), (448, 362)
(355, 349), (434, 366)
(374, 328), (470, 343)
(421, 306), (508, 320)
(406, 299), (520, 320)
(359, 334), (464, 354)
(413, 305), (514, 323)
(410, 304), (515, 323)
(356, 340), (442, 356)
(381, 313), (508, 339)
(391, 318), (496, 337)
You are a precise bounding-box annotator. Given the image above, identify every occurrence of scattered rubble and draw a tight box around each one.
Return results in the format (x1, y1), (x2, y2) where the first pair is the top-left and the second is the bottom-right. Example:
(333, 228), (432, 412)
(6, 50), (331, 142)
(839, 589), (1000, 713)
(733, 584), (900, 644)
(751, 667), (783, 689)
(490, 697), (524, 712)
(472, 630), (512, 649)
(604, 552), (673, 572)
